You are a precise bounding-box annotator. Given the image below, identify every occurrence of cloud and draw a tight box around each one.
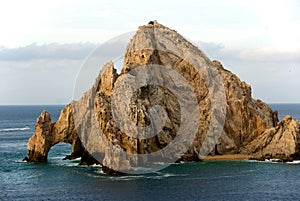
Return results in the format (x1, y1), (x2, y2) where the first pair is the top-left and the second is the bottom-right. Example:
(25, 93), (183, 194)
(0, 59), (82, 105)
(0, 40), (300, 104)
(0, 43), (98, 104)
(196, 40), (300, 103)
(197, 40), (300, 67)
(239, 48), (300, 63)
(197, 41), (225, 58)
(196, 41), (244, 64)
(0, 39), (132, 104)
(0, 43), (98, 61)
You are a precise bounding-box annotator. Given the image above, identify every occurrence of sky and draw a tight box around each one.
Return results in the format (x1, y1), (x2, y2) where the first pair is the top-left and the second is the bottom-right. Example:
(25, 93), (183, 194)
(0, 0), (299, 104)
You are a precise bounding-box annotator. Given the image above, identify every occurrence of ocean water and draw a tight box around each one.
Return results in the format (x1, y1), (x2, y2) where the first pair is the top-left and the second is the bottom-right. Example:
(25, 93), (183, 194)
(1, 104), (300, 201)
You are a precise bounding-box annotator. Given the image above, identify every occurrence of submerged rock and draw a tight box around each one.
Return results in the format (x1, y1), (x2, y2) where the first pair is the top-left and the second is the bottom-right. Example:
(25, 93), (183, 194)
(25, 21), (300, 173)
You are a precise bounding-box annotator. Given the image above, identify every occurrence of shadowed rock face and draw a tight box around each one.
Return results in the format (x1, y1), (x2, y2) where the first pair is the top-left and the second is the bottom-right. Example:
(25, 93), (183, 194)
(26, 21), (300, 172)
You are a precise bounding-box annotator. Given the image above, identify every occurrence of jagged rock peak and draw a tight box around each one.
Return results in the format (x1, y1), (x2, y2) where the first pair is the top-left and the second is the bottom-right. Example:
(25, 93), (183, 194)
(122, 21), (208, 75)
(141, 20), (166, 28)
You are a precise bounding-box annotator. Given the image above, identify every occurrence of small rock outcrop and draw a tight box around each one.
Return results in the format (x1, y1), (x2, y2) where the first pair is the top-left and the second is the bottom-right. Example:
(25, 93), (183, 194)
(243, 115), (300, 161)
(25, 21), (300, 172)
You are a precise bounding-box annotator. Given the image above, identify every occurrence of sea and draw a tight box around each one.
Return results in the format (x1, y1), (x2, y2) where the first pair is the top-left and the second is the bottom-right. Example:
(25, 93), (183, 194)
(1, 104), (300, 201)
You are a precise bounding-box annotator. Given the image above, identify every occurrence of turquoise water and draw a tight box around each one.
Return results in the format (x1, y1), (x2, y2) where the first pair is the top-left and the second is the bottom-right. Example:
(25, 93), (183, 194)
(1, 104), (300, 200)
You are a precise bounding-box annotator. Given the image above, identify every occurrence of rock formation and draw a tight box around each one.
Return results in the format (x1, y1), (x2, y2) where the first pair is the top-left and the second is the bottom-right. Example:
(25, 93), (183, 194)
(243, 115), (300, 161)
(25, 21), (300, 173)
(26, 104), (83, 162)
(212, 61), (279, 154)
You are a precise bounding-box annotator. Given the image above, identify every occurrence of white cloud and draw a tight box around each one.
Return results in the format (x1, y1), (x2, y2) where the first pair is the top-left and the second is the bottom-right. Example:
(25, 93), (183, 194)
(0, 43), (97, 61)
(0, 59), (81, 105)
(197, 40), (300, 103)
(0, 41), (299, 104)
(239, 48), (300, 63)
(1, 0), (299, 52)
(0, 0), (299, 103)
(0, 43), (97, 104)
(239, 0), (300, 51)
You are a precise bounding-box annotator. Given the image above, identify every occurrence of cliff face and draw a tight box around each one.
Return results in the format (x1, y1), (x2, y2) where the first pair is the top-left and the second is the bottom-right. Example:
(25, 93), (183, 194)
(26, 21), (300, 172)
(213, 61), (279, 154)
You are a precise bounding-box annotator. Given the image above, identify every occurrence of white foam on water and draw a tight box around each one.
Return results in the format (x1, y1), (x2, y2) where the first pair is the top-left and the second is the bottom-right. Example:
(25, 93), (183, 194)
(73, 157), (81, 161)
(15, 160), (28, 163)
(246, 159), (300, 165)
(287, 160), (300, 164)
(0, 126), (30, 132)
(66, 163), (80, 167)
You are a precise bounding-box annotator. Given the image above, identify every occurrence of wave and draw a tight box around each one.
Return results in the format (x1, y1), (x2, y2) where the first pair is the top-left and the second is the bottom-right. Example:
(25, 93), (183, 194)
(287, 160), (300, 164)
(101, 172), (183, 181)
(246, 159), (300, 165)
(0, 126), (30, 132)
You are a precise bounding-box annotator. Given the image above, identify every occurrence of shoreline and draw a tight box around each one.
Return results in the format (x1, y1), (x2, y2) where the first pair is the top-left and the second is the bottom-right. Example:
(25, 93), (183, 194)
(203, 154), (252, 161)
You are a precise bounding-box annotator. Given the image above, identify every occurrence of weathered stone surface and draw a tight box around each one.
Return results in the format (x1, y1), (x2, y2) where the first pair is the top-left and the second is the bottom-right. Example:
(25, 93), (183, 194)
(27, 104), (83, 162)
(212, 61), (279, 155)
(115, 22), (280, 159)
(26, 21), (300, 172)
(243, 115), (300, 161)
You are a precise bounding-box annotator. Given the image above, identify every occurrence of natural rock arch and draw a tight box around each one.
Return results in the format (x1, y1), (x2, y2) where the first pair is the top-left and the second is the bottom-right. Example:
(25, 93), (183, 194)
(47, 142), (72, 160)
(26, 104), (83, 162)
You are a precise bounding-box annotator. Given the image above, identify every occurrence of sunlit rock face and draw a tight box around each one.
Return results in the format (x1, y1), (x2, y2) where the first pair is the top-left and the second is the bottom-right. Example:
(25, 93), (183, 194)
(26, 21), (300, 173)
(27, 104), (83, 162)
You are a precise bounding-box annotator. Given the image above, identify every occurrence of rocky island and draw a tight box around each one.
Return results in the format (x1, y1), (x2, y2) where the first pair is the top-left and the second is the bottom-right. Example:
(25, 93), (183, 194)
(25, 21), (300, 173)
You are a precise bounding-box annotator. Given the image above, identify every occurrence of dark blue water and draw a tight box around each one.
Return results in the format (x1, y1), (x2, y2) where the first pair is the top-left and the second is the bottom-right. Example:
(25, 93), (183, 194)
(1, 104), (300, 201)
(269, 103), (300, 120)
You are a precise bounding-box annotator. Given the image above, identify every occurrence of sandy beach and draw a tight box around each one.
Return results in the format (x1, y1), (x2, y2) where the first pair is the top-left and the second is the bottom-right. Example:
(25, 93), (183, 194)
(203, 154), (252, 161)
